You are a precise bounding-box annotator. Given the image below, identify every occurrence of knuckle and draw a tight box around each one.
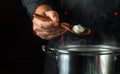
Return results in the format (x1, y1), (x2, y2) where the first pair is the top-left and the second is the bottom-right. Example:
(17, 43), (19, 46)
(33, 25), (38, 32)
(32, 18), (36, 23)
(32, 25), (36, 30)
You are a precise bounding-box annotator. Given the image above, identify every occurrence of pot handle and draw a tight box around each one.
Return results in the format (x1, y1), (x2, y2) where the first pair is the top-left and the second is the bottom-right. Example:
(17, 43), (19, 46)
(113, 51), (120, 62)
(42, 45), (56, 52)
(114, 50), (120, 56)
(42, 45), (57, 58)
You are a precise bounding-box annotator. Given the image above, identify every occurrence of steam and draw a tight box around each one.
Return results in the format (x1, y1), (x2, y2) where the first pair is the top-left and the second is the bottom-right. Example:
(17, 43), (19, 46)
(48, 0), (119, 48)
(101, 34), (117, 46)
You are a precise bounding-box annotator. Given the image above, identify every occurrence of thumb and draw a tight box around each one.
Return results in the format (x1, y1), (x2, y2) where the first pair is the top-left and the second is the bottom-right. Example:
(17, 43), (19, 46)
(45, 11), (59, 22)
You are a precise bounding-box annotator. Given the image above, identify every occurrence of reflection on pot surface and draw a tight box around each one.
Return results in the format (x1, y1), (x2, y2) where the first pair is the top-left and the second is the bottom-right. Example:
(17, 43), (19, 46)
(54, 45), (120, 74)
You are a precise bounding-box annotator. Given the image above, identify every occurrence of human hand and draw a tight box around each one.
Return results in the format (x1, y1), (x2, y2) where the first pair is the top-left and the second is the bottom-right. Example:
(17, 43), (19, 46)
(32, 5), (67, 40)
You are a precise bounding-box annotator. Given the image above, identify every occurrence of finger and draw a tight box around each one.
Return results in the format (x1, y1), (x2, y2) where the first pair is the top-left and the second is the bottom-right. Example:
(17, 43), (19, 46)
(51, 28), (67, 35)
(33, 20), (55, 34)
(33, 22), (54, 34)
(45, 30), (67, 40)
(33, 17), (59, 29)
(33, 22), (57, 33)
(38, 29), (67, 40)
(50, 26), (66, 32)
(35, 27), (66, 40)
(33, 23), (42, 32)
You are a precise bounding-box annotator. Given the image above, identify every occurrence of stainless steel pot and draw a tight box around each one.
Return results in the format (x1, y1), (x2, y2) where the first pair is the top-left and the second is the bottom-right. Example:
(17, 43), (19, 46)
(45, 45), (120, 74)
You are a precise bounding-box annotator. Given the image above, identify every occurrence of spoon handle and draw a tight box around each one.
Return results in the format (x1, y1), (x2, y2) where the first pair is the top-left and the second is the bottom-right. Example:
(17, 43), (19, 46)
(33, 14), (52, 21)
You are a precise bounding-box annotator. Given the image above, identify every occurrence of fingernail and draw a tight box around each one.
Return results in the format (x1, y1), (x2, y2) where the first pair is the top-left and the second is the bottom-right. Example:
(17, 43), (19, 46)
(53, 16), (59, 22)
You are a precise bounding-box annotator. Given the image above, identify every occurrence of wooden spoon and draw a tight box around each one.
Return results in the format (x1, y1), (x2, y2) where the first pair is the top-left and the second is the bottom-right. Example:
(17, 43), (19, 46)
(33, 13), (91, 35)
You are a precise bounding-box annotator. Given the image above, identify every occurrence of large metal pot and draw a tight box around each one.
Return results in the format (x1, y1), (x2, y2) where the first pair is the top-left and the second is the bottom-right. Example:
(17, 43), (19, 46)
(44, 45), (120, 74)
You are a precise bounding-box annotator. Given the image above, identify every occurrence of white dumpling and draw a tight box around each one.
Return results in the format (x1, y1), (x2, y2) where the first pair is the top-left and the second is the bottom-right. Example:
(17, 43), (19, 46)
(72, 24), (85, 33)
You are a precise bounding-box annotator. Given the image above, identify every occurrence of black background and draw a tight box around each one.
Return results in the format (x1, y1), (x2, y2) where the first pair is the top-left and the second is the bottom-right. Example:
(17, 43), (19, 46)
(1, 0), (45, 74)
(1, 0), (120, 74)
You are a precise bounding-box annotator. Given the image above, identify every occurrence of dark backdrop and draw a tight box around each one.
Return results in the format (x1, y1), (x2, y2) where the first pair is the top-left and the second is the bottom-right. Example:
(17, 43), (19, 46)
(1, 0), (45, 74)
(1, 0), (120, 74)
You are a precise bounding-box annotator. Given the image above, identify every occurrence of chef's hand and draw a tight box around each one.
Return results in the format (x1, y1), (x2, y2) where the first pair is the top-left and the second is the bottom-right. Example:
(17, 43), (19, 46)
(32, 5), (67, 40)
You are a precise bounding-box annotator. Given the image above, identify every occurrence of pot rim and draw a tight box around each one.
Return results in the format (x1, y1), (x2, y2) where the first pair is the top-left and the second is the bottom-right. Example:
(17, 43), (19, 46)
(56, 45), (120, 54)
